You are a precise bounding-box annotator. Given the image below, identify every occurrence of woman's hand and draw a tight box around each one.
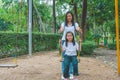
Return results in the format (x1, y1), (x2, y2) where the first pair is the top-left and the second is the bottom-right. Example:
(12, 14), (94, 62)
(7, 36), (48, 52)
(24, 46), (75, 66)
(76, 27), (82, 34)
(79, 28), (82, 34)
(59, 39), (62, 44)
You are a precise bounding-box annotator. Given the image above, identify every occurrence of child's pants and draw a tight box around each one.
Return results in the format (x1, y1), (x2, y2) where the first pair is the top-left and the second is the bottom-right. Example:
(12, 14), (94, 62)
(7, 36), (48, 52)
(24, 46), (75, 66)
(63, 55), (79, 78)
(62, 55), (73, 74)
(61, 40), (73, 74)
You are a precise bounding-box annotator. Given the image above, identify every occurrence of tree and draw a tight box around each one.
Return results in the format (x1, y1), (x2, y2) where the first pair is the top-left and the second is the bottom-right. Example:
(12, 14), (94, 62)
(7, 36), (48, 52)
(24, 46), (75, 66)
(53, 0), (56, 33)
(81, 0), (87, 40)
(71, 0), (79, 23)
(87, 0), (115, 39)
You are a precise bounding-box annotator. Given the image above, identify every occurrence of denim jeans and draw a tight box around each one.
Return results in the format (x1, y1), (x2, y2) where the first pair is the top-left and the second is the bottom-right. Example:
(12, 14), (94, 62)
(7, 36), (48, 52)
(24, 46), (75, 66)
(63, 55), (79, 78)
(61, 40), (73, 74)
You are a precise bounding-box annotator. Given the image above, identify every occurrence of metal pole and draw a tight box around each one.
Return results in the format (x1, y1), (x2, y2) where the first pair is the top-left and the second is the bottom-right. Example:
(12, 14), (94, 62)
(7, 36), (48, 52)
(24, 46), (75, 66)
(28, 0), (32, 56)
(115, 0), (120, 75)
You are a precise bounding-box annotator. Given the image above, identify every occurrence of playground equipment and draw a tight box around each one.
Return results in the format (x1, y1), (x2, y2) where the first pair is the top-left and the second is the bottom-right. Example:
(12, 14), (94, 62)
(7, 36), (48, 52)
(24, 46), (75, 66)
(0, 1), (22, 68)
(115, 0), (120, 75)
(59, 39), (63, 62)
(0, 35), (18, 68)
(77, 33), (82, 63)
(0, 54), (18, 68)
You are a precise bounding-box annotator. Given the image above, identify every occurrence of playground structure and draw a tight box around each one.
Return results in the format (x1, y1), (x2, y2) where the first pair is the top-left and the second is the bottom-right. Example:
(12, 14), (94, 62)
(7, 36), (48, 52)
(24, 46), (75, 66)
(115, 0), (120, 75)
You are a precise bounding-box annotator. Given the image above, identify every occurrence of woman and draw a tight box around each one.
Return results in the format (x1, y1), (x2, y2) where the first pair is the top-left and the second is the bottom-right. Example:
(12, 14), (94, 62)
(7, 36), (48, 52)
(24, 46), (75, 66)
(58, 11), (82, 80)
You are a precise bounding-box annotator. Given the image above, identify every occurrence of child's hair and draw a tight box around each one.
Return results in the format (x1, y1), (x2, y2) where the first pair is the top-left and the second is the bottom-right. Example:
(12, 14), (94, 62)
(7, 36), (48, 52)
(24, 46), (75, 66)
(65, 11), (74, 26)
(65, 31), (75, 47)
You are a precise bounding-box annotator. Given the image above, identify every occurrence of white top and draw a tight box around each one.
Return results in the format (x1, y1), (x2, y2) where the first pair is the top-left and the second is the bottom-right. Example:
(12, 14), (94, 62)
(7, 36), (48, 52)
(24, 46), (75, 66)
(62, 42), (79, 56)
(61, 22), (79, 40)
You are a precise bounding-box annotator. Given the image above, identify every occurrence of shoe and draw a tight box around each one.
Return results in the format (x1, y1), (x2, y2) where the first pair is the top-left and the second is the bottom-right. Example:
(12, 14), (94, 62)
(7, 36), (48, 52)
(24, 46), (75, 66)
(61, 75), (65, 80)
(70, 74), (74, 79)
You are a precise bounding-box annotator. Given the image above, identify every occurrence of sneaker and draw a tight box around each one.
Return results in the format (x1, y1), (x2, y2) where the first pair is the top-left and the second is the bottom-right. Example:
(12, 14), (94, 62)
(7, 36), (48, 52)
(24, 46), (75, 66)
(70, 74), (74, 79)
(61, 75), (65, 80)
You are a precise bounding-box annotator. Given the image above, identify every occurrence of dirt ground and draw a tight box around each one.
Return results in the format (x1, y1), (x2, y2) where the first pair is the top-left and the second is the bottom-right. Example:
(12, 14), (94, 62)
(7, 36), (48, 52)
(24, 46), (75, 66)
(0, 51), (120, 80)
(94, 48), (117, 69)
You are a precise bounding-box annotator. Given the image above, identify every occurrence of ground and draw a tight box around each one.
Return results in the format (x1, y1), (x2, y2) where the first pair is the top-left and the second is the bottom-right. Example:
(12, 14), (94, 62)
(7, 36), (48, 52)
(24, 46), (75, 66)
(0, 50), (120, 80)
(94, 48), (117, 69)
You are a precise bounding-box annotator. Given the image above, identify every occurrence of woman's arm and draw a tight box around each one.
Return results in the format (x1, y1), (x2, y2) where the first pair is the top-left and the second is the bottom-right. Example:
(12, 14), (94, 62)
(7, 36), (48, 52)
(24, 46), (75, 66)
(76, 27), (82, 33)
(58, 23), (64, 34)
(58, 27), (64, 34)
(75, 23), (82, 33)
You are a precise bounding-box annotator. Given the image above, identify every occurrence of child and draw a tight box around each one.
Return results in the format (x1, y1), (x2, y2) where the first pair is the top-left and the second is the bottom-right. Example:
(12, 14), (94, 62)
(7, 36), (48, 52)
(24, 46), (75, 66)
(62, 31), (79, 80)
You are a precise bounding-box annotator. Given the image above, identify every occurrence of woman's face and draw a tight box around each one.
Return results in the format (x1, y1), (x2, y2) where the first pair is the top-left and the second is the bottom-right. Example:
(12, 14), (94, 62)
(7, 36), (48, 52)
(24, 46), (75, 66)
(67, 13), (72, 22)
(66, 33), (73, 42)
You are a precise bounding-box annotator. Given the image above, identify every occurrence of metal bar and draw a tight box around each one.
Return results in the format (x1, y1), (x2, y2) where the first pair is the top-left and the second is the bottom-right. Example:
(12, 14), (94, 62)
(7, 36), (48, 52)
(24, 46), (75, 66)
(115, 0), (120, 75)
(0, 64), (18, 68)
(28, 0), (33, 56)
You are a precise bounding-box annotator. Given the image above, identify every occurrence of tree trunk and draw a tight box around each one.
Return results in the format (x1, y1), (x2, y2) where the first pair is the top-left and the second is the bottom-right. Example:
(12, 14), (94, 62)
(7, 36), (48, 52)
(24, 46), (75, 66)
(33, 2), (46, 33)
(81, 0), (87, 41)
(53, 0), (56, 33)
(73, 3), (78, 23)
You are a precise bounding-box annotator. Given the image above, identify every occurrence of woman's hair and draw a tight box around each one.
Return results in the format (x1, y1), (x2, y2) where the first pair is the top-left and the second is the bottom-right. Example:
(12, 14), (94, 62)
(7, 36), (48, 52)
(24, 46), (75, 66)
(65, 31), (75, 47)
(65, 11), (74, 26)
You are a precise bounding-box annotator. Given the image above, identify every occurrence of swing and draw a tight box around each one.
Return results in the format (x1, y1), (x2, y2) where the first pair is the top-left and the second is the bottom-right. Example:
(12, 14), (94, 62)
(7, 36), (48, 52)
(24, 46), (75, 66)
(0, 36), (19, 68)
(0, 64), (18, 68)
(0, 1), (22, 68)
(77, 32), (82, 63)
(0, 53), (18, 68)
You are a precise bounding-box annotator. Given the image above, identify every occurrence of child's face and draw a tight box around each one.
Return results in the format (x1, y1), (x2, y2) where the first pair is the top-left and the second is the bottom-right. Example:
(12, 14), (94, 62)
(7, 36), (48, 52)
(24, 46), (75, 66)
(67, 13), (72, 22)
(67, 33), (73, 42)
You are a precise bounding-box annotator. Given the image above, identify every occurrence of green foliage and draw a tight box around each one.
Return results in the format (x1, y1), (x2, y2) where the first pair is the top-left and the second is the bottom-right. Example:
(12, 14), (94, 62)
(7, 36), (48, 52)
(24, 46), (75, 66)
(32, 33), (61, 51)
(34, 3), (52, 22)
(0, 1), (28, 32)
(32, 3), (53, 32)
(108, 43), (116, 50)
(87, 0), (115, 40)
(0, 18), (13, 31)
(81, 41), (97, 55)
(0, 32), (61, 58)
